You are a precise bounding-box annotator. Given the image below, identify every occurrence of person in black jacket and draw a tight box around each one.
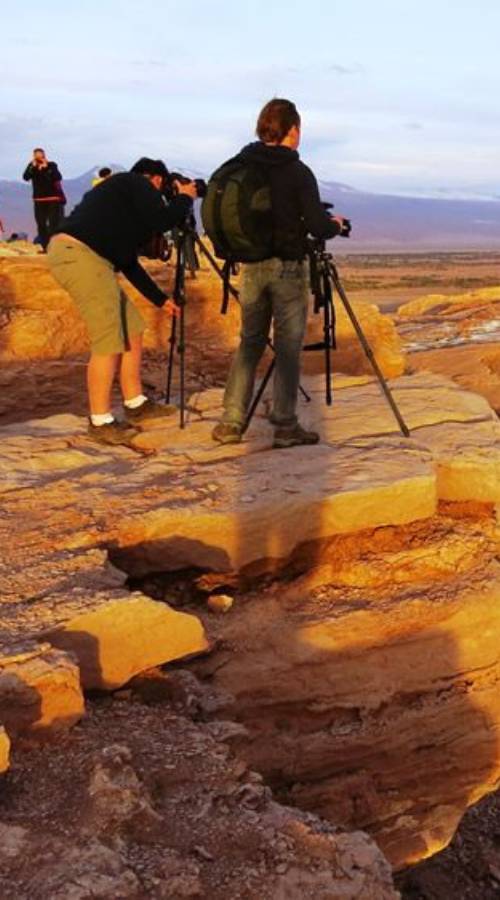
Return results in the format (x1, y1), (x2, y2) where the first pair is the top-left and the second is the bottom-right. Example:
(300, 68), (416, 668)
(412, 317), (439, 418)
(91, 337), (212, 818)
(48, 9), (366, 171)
(47, 158), (197, 445)
(212, 98), (345, 449)
(23, 148), (65, 250)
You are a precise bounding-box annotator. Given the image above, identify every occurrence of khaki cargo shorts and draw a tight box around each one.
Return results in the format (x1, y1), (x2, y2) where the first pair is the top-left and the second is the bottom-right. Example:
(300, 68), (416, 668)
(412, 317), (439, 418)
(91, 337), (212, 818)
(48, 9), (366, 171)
(47, 234), (145, 354)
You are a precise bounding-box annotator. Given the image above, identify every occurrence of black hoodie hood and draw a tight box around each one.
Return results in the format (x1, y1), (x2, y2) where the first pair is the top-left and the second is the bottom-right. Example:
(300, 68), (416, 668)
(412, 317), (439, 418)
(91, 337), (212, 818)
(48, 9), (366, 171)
(239, 141), (299, 167)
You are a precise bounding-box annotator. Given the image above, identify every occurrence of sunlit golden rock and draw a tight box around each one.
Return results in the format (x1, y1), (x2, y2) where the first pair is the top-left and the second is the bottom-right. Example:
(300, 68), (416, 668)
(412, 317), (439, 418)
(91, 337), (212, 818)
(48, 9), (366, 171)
(396, 287), (500, 413)
(42, 593), (209, 691)
(0, 256), (405, 380)
(0, 727), (10, 772)
(0, 643), (84, 738)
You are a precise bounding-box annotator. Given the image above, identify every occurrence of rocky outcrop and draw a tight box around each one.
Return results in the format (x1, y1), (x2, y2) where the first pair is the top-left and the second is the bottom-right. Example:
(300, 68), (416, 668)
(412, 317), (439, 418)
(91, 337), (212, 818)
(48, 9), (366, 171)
(0, 643), (84, 737)
(0, 255), (405, 377)
(196, 556), (500, 870)
(1, 373), (499, 870)
(42, 594), (209, 690)
(0, 693), (399, 899)
(398, 285), (500, 322)
(396, 286), (500, 412)
(0, 726), (10, 772)
(0, 241), (41, 258)
(1, 373), (498, 599)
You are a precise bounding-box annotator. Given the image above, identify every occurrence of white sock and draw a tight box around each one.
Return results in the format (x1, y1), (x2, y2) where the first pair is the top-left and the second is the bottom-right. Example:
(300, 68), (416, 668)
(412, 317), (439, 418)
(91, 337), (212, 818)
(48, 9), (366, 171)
(90, 412), (114, 426)
(124, 394), (148, 409)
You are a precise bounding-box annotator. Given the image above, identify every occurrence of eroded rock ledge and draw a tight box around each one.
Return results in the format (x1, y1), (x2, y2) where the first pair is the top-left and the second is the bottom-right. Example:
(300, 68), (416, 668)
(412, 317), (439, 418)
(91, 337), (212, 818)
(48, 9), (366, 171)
(0, 371), (499, 876)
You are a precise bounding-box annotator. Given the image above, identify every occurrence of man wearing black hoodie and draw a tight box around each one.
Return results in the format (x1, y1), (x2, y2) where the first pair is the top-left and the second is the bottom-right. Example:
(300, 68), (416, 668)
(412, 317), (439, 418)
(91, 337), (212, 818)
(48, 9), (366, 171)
(47, 158), (197, 445)
(212, 98), (344, 449)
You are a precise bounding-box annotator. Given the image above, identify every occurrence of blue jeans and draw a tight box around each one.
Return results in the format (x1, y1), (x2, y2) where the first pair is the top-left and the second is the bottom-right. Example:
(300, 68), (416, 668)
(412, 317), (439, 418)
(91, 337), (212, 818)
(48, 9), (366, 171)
(222, 258), (308, 428)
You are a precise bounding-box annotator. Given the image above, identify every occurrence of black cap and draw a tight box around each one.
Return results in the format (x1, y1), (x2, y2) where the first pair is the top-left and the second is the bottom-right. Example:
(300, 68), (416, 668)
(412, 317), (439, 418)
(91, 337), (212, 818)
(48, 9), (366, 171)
(130, 157), (169, 178)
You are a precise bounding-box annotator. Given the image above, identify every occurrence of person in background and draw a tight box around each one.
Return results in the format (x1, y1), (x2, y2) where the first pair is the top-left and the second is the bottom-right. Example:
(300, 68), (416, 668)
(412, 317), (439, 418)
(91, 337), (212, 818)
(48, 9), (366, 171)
(92, 166), (113, 188)
(22, 148), (65, 250)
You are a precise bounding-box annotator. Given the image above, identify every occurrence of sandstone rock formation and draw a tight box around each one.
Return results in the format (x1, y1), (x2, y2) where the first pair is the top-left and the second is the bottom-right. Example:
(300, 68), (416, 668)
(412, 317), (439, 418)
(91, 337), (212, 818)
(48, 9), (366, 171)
(396, 285), (500, 412)
(1, 371), (499, 871)
(398, 285), (500, 322)
(42, 594), (209, 690)
(0, 726), (10, 772)
(3, 371), (497, 584)
(0, 643), (84, 737)
(0, 241), (41, 258)
(0, 256), (405, 378)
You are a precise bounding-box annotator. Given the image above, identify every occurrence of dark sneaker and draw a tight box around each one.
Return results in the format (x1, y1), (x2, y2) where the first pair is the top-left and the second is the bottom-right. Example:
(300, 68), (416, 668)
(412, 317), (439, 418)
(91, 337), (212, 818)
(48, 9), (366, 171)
(212, 422), (243, 445)
(273, 423), (320, 449)
(124, 398), (177, 424)
(87, 419), (139, 446)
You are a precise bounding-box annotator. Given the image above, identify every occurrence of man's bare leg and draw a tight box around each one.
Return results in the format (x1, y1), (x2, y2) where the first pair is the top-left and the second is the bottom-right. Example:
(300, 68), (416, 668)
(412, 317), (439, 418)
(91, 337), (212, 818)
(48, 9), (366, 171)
(119, 332), (143, 402)
(87, 351), (120, 415)
(119, 331), (177, 422)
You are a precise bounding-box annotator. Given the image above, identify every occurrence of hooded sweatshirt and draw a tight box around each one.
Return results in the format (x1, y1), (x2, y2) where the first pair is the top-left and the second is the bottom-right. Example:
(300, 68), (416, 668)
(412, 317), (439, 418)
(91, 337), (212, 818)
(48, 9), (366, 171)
(57, 172), (192, 305)
(238, 142), (341, 260)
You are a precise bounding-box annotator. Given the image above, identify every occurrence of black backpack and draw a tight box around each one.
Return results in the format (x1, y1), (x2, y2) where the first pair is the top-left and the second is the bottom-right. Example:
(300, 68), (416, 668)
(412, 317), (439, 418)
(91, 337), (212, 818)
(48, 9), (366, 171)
(201, 156), (274, 263)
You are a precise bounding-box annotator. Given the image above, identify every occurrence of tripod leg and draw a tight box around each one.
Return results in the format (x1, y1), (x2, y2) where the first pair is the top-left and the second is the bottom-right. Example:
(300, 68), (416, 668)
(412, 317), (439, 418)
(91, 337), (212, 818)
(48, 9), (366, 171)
(166, 314), (177, 403)
(242, 358), (276, 435)
(166, 222), (188, 428)
(179, 301), (186, 429)
(330, 264), (410, 437)
(322, 273), (333, 406)
(175, 240), (187, 430)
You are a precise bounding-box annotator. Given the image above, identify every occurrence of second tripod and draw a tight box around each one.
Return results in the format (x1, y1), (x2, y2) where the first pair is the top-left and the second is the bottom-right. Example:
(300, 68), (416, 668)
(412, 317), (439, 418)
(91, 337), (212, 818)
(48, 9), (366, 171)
(165, 220), (190, 428)
(246, 244), (411, 438)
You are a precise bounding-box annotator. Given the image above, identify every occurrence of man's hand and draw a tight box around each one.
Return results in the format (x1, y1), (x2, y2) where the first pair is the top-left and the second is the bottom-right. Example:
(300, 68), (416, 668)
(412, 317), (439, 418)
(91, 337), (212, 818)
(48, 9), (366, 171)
(173, 179), (198, 200)
(331, 215), (346, 229)
(163, 299), (181, 317)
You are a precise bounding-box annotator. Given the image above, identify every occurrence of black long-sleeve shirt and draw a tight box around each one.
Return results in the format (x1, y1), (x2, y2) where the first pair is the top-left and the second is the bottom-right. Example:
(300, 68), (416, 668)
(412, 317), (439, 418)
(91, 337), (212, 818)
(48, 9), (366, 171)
(238, 142), (341, 260)
(23, 161), (63, 201)
(58, 172), (192, 305)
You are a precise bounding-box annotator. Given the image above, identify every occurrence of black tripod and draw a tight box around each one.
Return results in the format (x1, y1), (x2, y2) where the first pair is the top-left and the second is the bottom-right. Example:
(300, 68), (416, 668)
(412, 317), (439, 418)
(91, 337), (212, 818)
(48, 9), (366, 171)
(165, 221), (188, 428)
(245, 242), (410, 438)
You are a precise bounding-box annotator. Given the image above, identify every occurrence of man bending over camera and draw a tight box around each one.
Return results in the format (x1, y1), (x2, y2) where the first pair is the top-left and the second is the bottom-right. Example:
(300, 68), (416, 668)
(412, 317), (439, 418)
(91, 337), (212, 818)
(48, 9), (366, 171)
(47, 158), (197, 445)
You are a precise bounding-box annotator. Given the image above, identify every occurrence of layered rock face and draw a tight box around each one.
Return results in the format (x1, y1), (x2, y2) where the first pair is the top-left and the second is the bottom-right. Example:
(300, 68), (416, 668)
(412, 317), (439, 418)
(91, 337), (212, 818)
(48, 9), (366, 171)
(1, 367), (499, 871)
(197, 544), (500, 869)
(396, 286), (500, 413)
(0, 643), (84, 737)
(0, 255), (404, 377)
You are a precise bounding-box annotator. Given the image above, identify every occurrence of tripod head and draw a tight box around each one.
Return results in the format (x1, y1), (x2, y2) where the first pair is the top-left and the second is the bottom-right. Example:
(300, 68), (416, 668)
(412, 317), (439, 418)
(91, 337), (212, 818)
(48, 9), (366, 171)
(307, 202), (351, 311)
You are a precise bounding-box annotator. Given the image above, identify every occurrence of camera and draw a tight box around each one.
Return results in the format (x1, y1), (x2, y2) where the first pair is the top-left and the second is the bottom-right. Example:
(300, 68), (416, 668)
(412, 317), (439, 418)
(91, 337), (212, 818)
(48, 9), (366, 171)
(322, 201), (351, 238)
(164, 171), (207, 201)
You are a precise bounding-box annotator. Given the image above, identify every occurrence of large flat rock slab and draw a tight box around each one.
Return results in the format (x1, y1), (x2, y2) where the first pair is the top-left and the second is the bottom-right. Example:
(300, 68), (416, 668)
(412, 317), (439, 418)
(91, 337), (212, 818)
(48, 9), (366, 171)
(0, 371), (498, 650)
(0, 374), (498, 597)
(42, 593), (209, 690)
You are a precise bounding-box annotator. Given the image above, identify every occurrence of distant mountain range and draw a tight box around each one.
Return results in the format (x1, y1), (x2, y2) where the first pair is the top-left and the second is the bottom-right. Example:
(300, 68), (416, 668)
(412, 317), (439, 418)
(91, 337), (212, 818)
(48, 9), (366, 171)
(2, 167), (500, 252)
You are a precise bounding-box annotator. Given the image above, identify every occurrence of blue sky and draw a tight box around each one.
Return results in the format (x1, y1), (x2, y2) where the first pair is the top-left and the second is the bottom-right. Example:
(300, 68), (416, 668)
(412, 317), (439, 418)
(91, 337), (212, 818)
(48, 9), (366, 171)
(2, 0), (499, 198)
